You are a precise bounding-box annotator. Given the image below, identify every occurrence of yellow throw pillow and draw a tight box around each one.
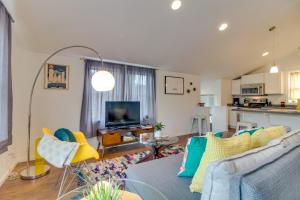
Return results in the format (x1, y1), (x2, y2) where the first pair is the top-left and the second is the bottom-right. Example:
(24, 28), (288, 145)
(189, 133), (251, 193)
(251, 126), (284, 148)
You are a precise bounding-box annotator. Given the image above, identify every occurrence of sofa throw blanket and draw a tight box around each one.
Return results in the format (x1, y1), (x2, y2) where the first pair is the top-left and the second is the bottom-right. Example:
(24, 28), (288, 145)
(38, 134), (79, 168)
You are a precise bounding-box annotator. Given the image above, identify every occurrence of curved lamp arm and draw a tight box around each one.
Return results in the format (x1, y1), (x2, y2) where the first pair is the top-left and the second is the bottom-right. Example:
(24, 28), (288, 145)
(26, 45), (103, 170)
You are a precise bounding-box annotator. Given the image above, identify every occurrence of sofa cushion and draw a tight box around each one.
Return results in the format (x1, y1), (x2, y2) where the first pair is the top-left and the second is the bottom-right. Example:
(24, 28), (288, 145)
(190, 133), (251, 193)
(251, 126), (284, 148)
(229, 143), (300, 200)
(126, 154), (201, 200)
(178, 136), (207, 177)
(201, 129), (300, 200)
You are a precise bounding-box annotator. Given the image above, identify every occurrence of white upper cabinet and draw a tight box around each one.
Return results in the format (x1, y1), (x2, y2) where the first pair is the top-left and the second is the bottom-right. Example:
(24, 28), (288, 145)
(241, 73), (264, 84)
(231, 79), (241, 95)
(264, 72), (284, 94)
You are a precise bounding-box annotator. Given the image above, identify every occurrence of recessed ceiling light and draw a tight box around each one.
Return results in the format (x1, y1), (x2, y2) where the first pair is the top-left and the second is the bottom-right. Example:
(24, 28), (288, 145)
(262, 52), (269, 56)
(218, 23), (228, 31)
(171, 0), (182, 10)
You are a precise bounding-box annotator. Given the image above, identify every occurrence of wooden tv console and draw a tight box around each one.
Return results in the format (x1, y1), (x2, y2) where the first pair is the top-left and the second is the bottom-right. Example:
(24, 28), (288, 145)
(97, 126), (154, 157)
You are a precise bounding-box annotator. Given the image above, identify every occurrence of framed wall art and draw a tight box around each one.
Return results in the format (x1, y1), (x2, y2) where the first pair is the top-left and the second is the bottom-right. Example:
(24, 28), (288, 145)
(44, 63), (69, 89)
(165, 76), (184, 95)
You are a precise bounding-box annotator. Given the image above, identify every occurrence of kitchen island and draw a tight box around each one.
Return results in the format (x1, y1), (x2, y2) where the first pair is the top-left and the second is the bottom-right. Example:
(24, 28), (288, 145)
(231, 107), (300, 130)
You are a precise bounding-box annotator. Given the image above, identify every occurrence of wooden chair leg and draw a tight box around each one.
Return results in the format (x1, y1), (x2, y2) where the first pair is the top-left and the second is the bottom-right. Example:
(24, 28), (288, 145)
(101, 148), (105, 158)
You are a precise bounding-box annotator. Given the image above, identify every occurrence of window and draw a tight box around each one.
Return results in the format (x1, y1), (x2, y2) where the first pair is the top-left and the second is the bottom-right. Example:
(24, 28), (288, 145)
(288, 71), (300, 103)
(80, 60), (156, 137)
(0, 3), (12, 154)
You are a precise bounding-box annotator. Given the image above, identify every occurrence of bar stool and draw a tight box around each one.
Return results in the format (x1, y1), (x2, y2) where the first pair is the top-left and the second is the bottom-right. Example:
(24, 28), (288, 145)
(192, 115), (210, 136)
(235, 121), (257, 135)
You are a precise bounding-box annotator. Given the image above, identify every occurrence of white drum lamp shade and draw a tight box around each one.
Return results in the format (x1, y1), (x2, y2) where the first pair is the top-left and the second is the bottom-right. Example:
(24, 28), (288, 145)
(91, 71), (115, 91)
(270, 65), (279, 73)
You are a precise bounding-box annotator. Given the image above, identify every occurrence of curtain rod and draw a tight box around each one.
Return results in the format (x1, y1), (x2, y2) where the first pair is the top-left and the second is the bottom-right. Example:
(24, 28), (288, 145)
(80, 56), (159, 70)
(0, 1), (15, 23)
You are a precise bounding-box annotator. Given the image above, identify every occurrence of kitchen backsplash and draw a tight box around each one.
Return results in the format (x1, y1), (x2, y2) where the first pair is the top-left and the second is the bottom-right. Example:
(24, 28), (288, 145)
(233, 94), (290, 106)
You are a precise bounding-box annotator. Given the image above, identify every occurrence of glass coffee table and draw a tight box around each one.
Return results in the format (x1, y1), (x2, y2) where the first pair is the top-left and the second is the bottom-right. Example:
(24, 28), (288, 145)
(141, 136), (179, 159)
(57, 179), (167, 200)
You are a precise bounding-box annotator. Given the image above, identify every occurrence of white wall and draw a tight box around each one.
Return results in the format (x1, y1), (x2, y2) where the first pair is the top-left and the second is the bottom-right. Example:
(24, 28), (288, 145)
(12, 47), (85, 162)
(1, 35), (85, 184)
(220, 79), (232, 106)
(200, 79), (232, 106)
(156, 70), (200, 137)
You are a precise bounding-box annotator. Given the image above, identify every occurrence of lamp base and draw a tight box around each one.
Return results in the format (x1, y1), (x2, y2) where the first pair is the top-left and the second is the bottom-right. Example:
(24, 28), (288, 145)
(20, 165), (50, 180)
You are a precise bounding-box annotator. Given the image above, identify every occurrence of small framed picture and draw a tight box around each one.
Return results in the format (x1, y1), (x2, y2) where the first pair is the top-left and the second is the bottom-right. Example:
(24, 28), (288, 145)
(44, 63), (69, 90)
(165, 76), (184, 95)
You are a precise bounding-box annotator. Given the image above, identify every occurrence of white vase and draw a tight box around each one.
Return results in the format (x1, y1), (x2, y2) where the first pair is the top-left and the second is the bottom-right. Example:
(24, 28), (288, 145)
(154, 130), (161, 138)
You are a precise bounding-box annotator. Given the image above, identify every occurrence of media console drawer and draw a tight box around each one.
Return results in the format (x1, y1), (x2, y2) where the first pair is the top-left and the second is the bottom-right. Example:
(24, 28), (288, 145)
(102, 132), (121, 146)
(97, 127), (154, 157)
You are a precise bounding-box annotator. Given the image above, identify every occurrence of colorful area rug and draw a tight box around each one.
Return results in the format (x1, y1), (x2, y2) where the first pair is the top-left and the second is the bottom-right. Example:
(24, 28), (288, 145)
(80, 144), (184, 184)
(157, 144), (185, 158)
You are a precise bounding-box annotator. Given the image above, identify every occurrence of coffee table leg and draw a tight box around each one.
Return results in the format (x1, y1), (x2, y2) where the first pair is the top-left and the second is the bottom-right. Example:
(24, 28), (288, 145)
(101, 147), (105, 158)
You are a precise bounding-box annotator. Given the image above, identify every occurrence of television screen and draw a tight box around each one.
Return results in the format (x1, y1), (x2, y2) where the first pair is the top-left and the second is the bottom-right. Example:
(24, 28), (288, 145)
(105, 101), (140, 127)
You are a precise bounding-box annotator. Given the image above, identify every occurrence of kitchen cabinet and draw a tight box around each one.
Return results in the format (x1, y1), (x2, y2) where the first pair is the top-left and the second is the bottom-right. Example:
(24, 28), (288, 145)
(231, 79), (241, 95)
(241, 73), (264, 84)
(228, 107), (239, 128)
(264, 72), (284, 94)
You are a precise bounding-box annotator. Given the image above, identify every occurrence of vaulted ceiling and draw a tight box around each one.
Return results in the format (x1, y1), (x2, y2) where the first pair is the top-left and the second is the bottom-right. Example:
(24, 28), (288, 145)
(9, 0), (300, 78)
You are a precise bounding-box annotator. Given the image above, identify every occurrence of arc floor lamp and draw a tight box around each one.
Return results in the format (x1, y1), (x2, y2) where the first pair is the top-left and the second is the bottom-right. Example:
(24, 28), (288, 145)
(20, 45), (115, 180)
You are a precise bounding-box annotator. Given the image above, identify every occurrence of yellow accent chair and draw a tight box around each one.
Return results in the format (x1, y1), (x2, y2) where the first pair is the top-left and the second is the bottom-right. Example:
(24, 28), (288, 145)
(41, 128), (99, 163)
(37, 128), (99, 198)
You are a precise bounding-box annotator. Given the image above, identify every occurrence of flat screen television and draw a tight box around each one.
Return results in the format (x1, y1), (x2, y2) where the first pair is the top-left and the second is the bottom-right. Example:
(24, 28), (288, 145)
(105, 101), (140, 128)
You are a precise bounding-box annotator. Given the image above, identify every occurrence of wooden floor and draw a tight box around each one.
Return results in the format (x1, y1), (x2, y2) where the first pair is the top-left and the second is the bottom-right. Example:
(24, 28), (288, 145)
(0, 132), (234, 200)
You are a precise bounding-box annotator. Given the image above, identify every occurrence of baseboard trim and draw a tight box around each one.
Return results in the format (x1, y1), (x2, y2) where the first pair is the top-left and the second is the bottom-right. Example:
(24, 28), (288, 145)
(0, 161), (17, 187)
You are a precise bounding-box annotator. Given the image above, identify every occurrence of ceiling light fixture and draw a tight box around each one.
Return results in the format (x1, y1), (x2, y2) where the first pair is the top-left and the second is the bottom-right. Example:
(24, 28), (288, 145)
(269, 26), (279, 73)
(262, 52), (269, 57)
(270, 65), (279, 73)
(219, 23), (228, 31)
(171, 0), (182, 10)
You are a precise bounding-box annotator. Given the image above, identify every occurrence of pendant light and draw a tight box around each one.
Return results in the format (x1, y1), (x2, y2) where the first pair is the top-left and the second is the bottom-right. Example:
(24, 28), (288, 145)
(92, 70), (115, 91)
(269, 26), (279, 73)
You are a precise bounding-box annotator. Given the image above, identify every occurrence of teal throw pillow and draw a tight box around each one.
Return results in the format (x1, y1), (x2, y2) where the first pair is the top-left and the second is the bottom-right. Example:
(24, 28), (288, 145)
(178, 136), (207, 177)
(215, 131), (224, 138)
(54, 128), (77, 142)
(238, 128), (263, 136)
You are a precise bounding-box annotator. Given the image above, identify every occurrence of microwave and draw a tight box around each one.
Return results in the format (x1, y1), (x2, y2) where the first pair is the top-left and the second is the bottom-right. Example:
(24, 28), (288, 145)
(241, 84), (265, 96)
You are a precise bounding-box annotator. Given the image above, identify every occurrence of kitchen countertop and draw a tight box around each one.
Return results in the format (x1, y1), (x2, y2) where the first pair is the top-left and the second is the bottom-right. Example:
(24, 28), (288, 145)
(232, 107), (300, 115)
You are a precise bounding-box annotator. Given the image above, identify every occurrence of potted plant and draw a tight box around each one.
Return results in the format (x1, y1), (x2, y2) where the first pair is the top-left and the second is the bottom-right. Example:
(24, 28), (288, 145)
(154, 122), (165, 138)
(84, 181), (121, 200)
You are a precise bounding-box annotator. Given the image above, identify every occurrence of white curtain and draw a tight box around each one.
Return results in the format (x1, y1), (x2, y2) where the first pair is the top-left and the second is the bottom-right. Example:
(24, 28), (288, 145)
(125, 66), (156, 123)
(0, 2), (12, 154)
(289, 72), (300, 103)
(80, 60), (125, 137)
(80, 60), (156, 137)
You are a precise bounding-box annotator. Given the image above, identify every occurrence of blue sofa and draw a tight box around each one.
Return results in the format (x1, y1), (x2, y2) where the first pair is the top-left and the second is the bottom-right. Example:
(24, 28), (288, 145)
(126, 129), (300, 200)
